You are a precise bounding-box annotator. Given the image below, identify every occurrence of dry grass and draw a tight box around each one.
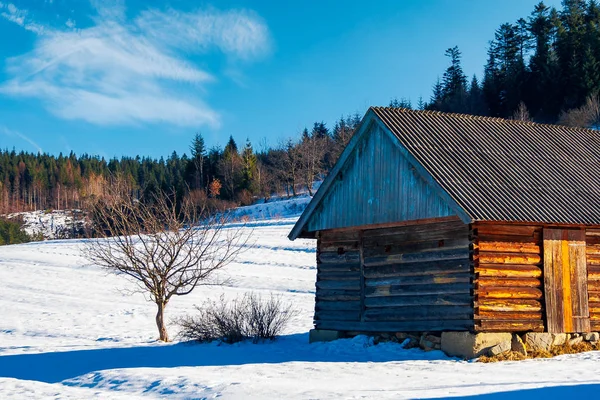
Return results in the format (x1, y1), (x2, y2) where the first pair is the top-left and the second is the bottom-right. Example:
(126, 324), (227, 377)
(479, 351), (528, 363)
(478, 340), (600, 363)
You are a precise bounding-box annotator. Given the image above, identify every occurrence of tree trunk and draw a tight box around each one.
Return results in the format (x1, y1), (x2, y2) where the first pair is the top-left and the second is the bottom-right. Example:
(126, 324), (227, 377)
(155, 301), (169, 342)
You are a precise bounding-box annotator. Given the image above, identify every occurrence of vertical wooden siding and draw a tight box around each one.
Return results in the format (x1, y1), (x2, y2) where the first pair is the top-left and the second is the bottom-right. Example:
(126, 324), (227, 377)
(472, 223), (545, 332)
(306, 125), (456, 233)
(543, 229), (590, 333)
(314, 219), (473, 332)
(585, 230), (600, 331)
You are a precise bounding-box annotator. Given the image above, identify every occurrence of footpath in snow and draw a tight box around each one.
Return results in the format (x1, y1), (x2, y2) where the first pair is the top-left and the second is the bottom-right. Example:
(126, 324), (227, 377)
(1, 196), (600, 399)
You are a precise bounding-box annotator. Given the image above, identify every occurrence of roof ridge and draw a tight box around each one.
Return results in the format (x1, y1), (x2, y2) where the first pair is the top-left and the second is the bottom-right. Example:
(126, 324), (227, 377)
(369, 106), (599, 134)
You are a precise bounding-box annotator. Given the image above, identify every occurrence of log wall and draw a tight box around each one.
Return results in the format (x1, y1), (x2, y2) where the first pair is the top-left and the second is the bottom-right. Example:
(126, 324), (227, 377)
(585, 230), (600, 332)
(314, 219), (473, 332)
(472, 223), (545, 332)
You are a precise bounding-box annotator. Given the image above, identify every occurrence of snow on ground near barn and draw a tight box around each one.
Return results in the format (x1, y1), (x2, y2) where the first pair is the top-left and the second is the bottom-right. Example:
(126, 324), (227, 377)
(2, 197), (600, 398)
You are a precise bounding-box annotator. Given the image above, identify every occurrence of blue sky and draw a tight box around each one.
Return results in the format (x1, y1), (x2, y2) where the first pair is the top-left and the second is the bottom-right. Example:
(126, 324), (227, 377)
(0, 0), (562, 159)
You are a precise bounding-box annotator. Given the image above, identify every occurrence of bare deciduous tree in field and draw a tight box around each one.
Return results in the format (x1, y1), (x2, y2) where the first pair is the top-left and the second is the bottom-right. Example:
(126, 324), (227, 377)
(84, 188), (250, 342)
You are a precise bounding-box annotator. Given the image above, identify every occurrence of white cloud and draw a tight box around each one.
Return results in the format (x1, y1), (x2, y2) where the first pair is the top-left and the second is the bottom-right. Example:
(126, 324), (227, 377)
(0, 126), (43, 153)
(0, 2), (271, 128)
(0, 2), (45, 34)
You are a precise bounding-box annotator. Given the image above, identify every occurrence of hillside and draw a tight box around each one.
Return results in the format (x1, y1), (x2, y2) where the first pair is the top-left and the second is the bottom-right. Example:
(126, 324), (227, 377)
(1, 199), (600, 398)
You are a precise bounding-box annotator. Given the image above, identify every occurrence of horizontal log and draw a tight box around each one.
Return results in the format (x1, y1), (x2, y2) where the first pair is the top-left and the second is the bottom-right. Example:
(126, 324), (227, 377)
(589, 281), (600, 292)
(365, 294), (472, 308)
(365, 283), (472, 298)
(318, 251), (360, 264)
(475, 310), (543, 321)
(363, 259), (470, 278)
(475, 320), (545, 332)
(320, 242), (360, 252)
(363, 228), (468, 248)
(591, 321), (600, 331)
(363, 238), (468, 258)
(314, 310), (361, 322)
(477, 234), (540, 244)
(315, 301), (361, 311)
(589, 302), (600, 314)
(587, 270), (600, 281)
(317, 289), (360, 302)
(586, 229), (600, 237)
(586, 246), (600, 256)
(476, 264), (542, 278)
(363, 306), (473, 322)
(476, 287), (543, 300)
(475, 224), (539, 237)
(475, 241), (540, 254)
(364, 248), (470, 267)
(315, 319), (474, 333)
(316, 280), (361, 291)
(317, 271), (361, 281)
(475, 277), (542, 288)
(590, 314), (600, 321)
(475, 299), (543, 312)
(318, 263), (360, 273)
(588, 291), (600, 303)
(365, 272), (471, 287)
(320, 230), (360, 242)
(476, 253), (541, 265)
(587, 257), (600, 266)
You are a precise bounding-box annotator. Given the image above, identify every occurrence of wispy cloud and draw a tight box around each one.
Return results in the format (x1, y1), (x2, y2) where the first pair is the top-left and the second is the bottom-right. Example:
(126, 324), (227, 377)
(0, 2), (45, 34)
(0, 2), (271, 128)
(0, 126), (43, 153)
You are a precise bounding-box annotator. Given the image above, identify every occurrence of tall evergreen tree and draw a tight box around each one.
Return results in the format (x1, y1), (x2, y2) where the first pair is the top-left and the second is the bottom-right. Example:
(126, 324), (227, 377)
(189, 133), (206, 190)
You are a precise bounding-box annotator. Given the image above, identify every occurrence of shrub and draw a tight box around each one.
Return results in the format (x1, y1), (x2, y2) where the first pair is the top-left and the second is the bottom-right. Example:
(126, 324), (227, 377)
(177, 293), (297, 344)
(0, 217), (31, 245)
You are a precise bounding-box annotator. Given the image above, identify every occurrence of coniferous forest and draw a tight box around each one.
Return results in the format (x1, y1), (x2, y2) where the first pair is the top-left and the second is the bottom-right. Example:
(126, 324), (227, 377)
(2, 1), (600, 215)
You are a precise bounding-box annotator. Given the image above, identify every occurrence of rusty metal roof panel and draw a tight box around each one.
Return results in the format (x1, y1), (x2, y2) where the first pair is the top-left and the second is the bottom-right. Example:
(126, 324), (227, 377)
(371, 106), (600, 225)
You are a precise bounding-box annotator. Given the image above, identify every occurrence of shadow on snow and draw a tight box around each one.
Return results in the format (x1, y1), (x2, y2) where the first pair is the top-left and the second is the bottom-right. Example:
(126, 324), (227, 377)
(0, 333), (449, 384)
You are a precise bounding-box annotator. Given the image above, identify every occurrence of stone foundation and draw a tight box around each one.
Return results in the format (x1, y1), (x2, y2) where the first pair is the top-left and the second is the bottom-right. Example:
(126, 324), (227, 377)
(310, 329), (600, 359)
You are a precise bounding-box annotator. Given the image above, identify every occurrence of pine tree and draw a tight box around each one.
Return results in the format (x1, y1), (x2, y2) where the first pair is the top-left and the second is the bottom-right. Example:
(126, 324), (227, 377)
(241, 139), (257, 193)
(189, 133), (206, 190)
(440, 46), (468, 112)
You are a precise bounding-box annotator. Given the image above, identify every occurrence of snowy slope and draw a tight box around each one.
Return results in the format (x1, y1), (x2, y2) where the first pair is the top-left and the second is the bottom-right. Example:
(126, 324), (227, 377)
(2, 198), (600, 398)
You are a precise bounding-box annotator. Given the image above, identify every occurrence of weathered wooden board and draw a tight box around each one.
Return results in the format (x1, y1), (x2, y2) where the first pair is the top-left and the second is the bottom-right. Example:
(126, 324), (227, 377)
(544, 228), (590, 333)
(475, 277), (542, 288)
(364, 294), (472, 308)
(315, 319), (474, 332)
(365, 272), (471, 287)
(363, 258), (470, 278)
(476, 287), (543, 300)
(314, 310), (361, 321)
(365, 282), (472, 298)
(475, 320), (545, 332)
(363, 306), (473, 322)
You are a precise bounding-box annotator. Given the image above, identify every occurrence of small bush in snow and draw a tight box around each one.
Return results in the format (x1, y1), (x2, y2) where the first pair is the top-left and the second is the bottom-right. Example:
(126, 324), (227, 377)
(177, 293), (297, 344)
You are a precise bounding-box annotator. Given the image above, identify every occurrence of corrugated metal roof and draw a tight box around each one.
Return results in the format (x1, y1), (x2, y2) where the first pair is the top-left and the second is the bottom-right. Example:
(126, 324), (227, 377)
(372, 106), (600, 225)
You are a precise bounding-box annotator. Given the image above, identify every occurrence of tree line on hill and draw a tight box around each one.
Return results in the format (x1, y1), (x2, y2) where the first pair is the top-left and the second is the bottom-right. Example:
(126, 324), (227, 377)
(0, 114), (361, 214)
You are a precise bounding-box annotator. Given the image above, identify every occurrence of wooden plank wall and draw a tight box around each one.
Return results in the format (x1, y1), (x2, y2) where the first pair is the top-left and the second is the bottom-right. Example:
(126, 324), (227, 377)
(472, 223), (545, 332)
(314, 230), (362, 328)
(314, 219), (473, 332)
(585, 230), (600, 331)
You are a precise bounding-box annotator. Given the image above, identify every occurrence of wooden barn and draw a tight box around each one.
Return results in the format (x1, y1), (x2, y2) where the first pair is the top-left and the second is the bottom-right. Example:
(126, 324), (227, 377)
(289, 107), (600, 339)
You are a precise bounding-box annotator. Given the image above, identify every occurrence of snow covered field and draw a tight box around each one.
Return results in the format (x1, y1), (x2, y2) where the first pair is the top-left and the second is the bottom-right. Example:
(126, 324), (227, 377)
(2, 198), (600, 399)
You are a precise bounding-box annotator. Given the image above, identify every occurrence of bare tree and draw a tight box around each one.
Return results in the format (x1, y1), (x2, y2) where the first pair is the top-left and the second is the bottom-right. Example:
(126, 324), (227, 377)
(299, 133), (325, 196)
(83, 188), (250, 342)
(512, 101), (532, 122)
(559, 94), (600, 129)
